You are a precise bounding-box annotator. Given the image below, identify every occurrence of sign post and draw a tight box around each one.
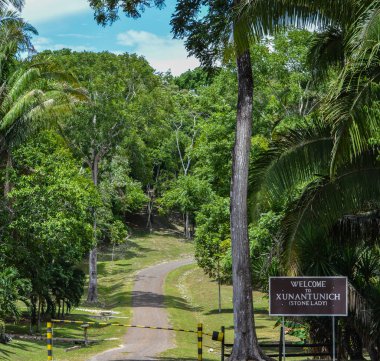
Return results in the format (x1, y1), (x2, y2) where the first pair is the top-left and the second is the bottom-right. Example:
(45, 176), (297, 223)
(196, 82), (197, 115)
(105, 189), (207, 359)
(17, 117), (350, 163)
(332, 316), (336, 361)
(282, 316), (285, 361)
(269, 277), (347, 360)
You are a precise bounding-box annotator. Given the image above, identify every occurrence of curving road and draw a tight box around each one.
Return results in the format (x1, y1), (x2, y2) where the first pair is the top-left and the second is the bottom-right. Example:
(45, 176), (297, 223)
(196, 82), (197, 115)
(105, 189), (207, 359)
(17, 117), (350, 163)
(88, 258), (193, 361)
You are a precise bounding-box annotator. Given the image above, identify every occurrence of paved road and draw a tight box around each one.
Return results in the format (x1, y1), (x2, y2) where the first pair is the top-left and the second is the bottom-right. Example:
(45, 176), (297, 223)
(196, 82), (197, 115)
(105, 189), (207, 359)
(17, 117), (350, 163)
(88, 258), (193, 361)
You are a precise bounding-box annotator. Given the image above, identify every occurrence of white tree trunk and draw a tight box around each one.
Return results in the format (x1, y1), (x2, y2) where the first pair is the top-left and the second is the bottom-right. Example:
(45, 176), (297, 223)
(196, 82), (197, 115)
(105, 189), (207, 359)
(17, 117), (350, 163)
(87, 154), (100, 303)
(87, 245), (98, 303)
(184, 212), (191, 239)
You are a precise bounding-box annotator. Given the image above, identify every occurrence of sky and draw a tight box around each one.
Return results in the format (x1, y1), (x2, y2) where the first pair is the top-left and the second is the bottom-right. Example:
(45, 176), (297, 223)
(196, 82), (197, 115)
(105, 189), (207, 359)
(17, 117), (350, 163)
(20, 0), (199, 75)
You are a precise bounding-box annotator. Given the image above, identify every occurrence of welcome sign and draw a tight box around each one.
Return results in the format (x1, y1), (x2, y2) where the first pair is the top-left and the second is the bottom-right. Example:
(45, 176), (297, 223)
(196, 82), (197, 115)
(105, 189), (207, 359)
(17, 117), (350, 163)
(269, 277), (348, 316)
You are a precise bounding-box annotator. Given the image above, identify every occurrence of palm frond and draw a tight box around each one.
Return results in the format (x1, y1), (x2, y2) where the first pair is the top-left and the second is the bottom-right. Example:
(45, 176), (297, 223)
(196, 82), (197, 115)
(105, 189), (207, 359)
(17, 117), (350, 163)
(348, 0), (380, 65)
(332, 211), (380, 245)
(280, 151), (380, 271)
(307, 27), (345, 81)
(234, 0), (370, 52)
(327, 78), (380, 175)
(4, 67), (41, 107)
(3, 0), (24, 11)
(319, 1), (380, 175)
(0, 10), (37, 62)
(1, 89), (44, 131)
(348, 281), (380, 345)
(249, 119), (332, 215)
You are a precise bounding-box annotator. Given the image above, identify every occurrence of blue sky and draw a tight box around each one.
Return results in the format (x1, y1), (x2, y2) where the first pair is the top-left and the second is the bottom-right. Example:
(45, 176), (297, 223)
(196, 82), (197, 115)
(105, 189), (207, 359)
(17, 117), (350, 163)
(21, 0), (199, 75)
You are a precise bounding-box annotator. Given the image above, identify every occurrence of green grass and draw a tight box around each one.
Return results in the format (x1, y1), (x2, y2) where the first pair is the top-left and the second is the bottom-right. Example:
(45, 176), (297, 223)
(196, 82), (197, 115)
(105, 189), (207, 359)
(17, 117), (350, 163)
(162, 264), (298, 361)
(0, 230), (193, 361)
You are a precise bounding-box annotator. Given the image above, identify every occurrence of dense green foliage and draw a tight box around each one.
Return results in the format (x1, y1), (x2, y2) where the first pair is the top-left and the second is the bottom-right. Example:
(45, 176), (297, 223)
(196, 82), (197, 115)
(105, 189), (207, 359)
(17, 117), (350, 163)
(0, 0), (379, 357)
(1, 131), (98, 325)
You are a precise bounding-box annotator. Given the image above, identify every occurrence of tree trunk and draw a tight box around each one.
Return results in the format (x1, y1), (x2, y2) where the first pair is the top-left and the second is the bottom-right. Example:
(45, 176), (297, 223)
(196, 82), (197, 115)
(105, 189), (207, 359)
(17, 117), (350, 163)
(87, 154), (100, 303)
(184, 212), (191, 239)
(87, 244), (98, 303)
(229, 45), (269, 361)
(30, 297), (37, 329)
(146, 185), (154, 232)
(87, 205), (98, 302)
(37, 298), (41, 332)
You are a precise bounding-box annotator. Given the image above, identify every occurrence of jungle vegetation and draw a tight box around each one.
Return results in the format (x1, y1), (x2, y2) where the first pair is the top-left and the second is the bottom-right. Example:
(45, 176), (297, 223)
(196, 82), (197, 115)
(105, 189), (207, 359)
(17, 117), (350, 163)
(0, 0), (378, 360)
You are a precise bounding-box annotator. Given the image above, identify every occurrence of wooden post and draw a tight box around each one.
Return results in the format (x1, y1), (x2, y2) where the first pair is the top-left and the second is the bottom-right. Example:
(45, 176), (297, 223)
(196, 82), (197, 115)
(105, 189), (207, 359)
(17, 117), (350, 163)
(47, 322), (53, 361)
(221, 326), (225, 361)
(81, 323), (90, 346)
(332, 316), (336, 361)
(282, 317), (286, 361)
(198, 323), (203, 361)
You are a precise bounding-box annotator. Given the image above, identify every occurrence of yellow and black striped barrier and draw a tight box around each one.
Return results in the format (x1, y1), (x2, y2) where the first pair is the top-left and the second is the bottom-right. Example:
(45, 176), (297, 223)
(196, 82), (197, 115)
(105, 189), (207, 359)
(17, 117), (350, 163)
(197, 323), (203, 361)
(47, 322), (53, 361)
(212, 326), (225, 361)
(51, 319), (210, 334)
(48, 320), (209, 361)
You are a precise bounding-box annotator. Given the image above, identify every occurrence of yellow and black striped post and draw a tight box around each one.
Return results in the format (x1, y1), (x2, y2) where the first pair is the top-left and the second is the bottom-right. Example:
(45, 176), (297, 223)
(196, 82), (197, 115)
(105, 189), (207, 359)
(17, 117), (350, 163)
(197, 323), (203, 361)
(47, 322), (53, 360)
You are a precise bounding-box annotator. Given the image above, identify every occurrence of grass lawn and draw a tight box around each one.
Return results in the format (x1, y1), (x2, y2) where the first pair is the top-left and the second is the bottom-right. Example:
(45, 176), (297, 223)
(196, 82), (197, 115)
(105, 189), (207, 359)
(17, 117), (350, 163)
(162, 264), (299, 361)
(0, 230), (193, 361)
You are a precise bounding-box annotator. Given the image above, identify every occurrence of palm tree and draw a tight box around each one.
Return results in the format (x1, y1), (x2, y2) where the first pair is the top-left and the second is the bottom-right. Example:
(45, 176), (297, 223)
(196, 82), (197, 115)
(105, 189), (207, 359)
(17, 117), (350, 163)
(230, 1), (380, 358)
(0, 8), (36, 80)
(0, 14), (86, 195)
(232, 3), (353, 359)
(249, 116), (380, 357)
(252, 7), (380, 346)
(0, 0), (23, 11)
(294, 236), (380, 360)
(0, 9), (37, 55)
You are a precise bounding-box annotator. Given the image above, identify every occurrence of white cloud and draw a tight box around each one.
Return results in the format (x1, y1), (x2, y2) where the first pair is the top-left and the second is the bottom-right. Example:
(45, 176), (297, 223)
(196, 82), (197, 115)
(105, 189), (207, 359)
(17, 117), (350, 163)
(117, 30), (199, 75)
(22, 0), (89, 24)
(57, 33), (100, 39)
(33, 36), (50, 47)
(33, 36), (96, 52)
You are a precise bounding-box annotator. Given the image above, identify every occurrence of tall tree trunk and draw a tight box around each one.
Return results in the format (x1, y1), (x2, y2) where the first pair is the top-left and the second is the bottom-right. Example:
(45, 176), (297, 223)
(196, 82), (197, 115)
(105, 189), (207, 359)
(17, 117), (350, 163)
(30, 296), (37, 329)
(37, 298), (41, 332)
(87, 219), (98, 303)
(184, 212), (191, 239)
(229, 44), (269, 360)
(146, 184), (154, 232)
(87, 154), (100, 303)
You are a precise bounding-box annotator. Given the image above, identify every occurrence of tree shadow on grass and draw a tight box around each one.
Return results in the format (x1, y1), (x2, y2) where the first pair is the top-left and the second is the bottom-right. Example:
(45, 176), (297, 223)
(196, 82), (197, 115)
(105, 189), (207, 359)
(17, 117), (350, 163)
(85, 289), (201, 312)
(205, 306), (268, 316)
(98, 238), (154, 262)
(132, 290), (202, 312)
(0, 348), (14, 359)
(254, 307), (269, 315)
(223, 324), (268, 331)
(0, 339), (42, 359)
(204, 308), (233, 315)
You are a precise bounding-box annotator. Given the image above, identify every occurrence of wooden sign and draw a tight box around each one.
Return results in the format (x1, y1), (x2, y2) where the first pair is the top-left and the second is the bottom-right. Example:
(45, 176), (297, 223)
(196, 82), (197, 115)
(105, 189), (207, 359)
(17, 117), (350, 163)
(269, 277), (348, 316)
